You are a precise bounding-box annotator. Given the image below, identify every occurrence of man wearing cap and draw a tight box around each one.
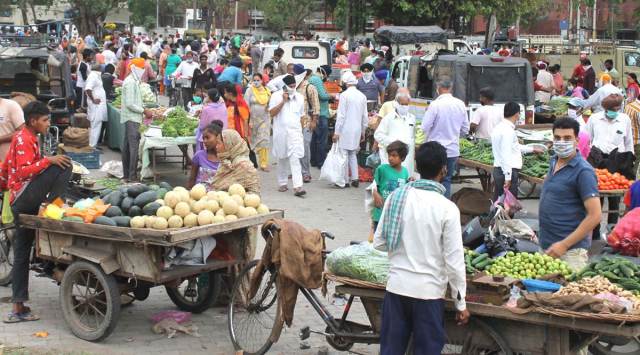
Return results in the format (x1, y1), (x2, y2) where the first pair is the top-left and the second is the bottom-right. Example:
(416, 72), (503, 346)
(583, 74), (620, 113)
(269, 74), (307, 197)
(121, 58), (152, 182)
(421, 79), (469, 198)
(535, 62), (554, 104)
(357, 63), (384, 110)
(310, 65), (333, 167)
(334, 71), (368, 187)
(295, 65), (320, 182)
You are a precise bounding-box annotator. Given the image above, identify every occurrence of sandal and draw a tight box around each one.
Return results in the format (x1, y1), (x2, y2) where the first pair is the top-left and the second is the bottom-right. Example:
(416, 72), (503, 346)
(303, 175), (312, 183)
(278, 186), (288, 192)
(3, 311), (40, 323)
(294, 188), (307, 197)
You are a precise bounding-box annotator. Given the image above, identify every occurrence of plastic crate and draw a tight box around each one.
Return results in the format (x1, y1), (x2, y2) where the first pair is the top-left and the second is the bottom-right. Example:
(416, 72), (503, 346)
(65, 150), (101, 169)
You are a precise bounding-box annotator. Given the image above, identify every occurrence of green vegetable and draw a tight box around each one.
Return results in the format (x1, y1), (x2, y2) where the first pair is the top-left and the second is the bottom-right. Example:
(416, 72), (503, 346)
(133, 190), (158, 208)
(112, 216), (132, 227)
(326, 243), (389, 284)
(161, 107), (198, 137)
(94, 216), (117, 226)
(128, 205), (142, 217)
(105, 206), (123, 217)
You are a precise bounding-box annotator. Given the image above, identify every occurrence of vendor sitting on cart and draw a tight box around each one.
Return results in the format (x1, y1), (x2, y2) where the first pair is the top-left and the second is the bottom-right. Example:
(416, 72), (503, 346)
(374, 141), (469, 355)
(539, 118), (601, 271)
(2, 101), (72, 324)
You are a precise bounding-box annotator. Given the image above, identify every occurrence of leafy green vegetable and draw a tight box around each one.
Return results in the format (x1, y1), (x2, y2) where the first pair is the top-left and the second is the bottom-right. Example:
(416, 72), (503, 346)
(326, 243), (389, 284)
(161, 107), (198, 137)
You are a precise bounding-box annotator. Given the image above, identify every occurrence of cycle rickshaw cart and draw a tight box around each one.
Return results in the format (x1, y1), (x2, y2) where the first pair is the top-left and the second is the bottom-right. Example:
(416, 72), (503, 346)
(13, 209), (283, 342)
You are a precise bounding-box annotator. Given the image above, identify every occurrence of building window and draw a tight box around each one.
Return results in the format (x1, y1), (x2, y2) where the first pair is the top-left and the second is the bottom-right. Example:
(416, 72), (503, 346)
(292, 46), (319, 59)
(625, 52), (640, 67)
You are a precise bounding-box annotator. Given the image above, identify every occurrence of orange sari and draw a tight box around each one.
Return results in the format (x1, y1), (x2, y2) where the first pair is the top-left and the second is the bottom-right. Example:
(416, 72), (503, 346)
(225, 84), (250, 142)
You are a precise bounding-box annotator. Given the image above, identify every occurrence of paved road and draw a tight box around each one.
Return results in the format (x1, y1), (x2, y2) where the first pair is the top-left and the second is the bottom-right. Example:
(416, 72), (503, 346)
(0, 149), (382, 355)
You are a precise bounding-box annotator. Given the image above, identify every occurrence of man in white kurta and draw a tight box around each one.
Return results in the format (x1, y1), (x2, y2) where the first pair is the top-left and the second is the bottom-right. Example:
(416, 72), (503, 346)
(333, 71), (368, 187)
(84, 65), (107, 147)
(269, 75), (307, 196)
(374, 91), (416, 174)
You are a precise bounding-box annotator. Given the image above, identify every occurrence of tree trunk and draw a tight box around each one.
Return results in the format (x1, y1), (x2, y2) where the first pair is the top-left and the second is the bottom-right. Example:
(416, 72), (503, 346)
(29, 1), (37, 23)
(205, 0), (214, 38)
(485, 13), (497, 49)
(18, 1), (29, 25)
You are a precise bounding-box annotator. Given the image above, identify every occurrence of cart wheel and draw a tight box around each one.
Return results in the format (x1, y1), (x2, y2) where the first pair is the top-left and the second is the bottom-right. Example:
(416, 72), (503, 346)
(443, 318), (513, 355)
(165, 271), (221, 313)
(59, 260), (121, 342)
(590, 336), (640, 355)
(0, 227), (15, 286)
(133, 286), (150, 301)
(517, 180), (537, 198)
(325, 325), (354, 352)
(228, 260), (280, 355)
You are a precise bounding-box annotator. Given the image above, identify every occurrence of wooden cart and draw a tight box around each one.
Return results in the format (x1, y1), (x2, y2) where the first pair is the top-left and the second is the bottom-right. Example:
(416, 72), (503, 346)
(457, 158), (544, 199)
(18, 210), (283, 342)
(332, 283), (640, 355)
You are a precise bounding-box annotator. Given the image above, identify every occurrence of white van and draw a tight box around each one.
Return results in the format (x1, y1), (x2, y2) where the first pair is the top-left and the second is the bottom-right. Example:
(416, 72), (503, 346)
(277, 41), (331, 72)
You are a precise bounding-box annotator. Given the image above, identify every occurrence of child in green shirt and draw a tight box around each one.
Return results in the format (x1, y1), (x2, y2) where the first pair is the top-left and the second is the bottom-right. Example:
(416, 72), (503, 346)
(372, 141), (410, 231)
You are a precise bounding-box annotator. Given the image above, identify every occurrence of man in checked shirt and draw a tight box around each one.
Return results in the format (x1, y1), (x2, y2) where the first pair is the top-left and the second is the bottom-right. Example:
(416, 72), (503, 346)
(1, 101), (72, 324)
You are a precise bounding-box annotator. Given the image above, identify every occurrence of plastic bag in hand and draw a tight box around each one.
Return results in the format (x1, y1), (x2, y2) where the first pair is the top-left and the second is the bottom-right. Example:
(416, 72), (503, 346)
(319, 144), (347, 187)
(496, 190), (523, 215)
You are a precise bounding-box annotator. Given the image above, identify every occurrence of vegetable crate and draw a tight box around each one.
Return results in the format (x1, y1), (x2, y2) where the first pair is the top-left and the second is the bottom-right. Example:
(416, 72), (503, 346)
(65, 150), (101, 169)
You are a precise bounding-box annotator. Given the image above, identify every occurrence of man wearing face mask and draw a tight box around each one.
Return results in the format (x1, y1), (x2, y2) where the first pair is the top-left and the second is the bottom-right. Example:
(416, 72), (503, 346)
(295, 65), (320, 183)
(374, 92), (416, 174)
(269, 74), (307, 197)
(586, 94), (635, 234)
(172, 51), (200, 109)
(539, 118), (601, 271)
(309, 65), (333, 167)
(120, 58), (152, 182)
(356, 63), (384, 111)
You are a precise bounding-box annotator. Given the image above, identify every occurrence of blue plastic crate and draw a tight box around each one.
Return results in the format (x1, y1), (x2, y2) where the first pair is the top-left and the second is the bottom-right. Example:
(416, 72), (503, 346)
(65, 150), (101, 169)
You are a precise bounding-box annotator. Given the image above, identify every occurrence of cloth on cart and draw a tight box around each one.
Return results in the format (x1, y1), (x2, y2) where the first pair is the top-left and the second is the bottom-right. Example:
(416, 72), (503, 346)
(252, 219), (324, 330)
(514, 292), (626, 314)
(139, 135), (196, 179)
(165, 236), (217, 266)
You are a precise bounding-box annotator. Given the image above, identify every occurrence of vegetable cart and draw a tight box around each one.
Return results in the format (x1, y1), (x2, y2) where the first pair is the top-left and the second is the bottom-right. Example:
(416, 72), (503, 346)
(326, 275), (640, 355)
(18, 210), (283, 342)
(456, 158), (543, 199)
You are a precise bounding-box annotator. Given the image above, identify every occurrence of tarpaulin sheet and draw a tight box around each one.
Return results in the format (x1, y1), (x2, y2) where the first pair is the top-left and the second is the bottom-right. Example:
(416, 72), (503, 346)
(374, 26), (447, 45)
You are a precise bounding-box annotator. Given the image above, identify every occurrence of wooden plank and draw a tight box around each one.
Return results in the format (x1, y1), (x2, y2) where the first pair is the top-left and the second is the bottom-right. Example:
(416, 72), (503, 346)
(156, 259), (239, 283)
(519, 173), (545, 185)
(18, 210), (284, 246)
(458, 158), (492, 172)
(36, 231), (73, 261)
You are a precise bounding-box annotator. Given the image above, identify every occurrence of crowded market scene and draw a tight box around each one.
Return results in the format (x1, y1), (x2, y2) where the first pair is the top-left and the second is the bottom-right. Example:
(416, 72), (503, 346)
(2, 0), (640, 354)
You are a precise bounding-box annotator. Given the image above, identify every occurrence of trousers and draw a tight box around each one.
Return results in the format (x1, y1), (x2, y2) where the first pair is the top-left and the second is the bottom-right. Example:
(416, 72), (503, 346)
(122, 121), (141, 181)
(12, 165), (72, 303)
(443, 157), (458, 198)
(380, 291), (446, 355)
(256, 147), (269, 169)
(344, 149), (358, 182)
(310, 116), (329, 167)
(492, 167), (520, 202)
(300, 127), (312, 176)
(277, 157), (303, 189)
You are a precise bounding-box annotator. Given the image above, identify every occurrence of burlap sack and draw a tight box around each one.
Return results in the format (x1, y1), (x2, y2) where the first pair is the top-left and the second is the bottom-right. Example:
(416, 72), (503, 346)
(10, 92), (37, 108)
(452, 188), (492, 216)
(63, 127), (90, 148)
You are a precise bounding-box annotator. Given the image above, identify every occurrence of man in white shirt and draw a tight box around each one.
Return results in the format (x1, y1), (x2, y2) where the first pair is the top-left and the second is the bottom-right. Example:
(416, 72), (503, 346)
(171, 51), (200, 109)
(535, 62), (554, 104)
(421, 79), (470, 197)
(491, 102), (542, 201)
(269, 75), (307, 197)
(374, 91), (416, 174)
(374, 141), (469, 354)
(101, 42), (118, 66)
(583, 74), (622, 113)
(470, 87), (502, 139)
(207, 44), (218, 69)
(333, 71), (368, 188)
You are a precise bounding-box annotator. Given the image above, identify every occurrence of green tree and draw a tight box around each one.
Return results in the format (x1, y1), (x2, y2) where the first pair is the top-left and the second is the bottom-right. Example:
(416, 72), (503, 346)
(246, 0), (314, 38)
(65, 0), (121, 35)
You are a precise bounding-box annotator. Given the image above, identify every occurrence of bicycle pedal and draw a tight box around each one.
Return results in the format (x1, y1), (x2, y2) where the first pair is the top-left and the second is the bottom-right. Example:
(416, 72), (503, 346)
(299, 326), (310, 340)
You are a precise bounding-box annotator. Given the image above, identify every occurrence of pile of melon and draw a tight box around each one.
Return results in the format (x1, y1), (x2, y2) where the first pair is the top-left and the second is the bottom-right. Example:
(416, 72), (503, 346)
(129, 183), (270, 230)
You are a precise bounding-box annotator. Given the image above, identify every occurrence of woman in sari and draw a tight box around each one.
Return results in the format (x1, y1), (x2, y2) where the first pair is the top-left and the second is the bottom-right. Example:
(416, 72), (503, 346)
(222, 83), (250, 141)
(244, 74), (271, 171)
(209, 129), (260, 194)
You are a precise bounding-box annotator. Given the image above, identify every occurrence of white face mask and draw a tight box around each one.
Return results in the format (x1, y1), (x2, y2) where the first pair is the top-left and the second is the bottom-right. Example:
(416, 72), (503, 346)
(363, 72), (373, 82)
(396, 104), (410, 116)
(567, 109), (578, 119)
(286, 86), (296, 95)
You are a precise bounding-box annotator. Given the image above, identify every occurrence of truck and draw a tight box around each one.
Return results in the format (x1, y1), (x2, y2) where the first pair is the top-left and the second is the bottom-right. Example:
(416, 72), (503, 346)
(374, 25), (473, 57)
(390, 54), (535, 124)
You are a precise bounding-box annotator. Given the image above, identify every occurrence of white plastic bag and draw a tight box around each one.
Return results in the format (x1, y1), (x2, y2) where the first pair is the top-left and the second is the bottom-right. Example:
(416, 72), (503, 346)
(320, 144), (347, 187)
(365, 181), (377, 216)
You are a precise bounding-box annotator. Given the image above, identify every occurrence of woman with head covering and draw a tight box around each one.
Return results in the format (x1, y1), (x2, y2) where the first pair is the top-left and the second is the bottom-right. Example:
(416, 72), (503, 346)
(222, 83), (250, 141)
(244, 73), (272, 171)
(197, 88), (228, 152)
(209, 129), (260, 194)
(84, 63), (107, 147)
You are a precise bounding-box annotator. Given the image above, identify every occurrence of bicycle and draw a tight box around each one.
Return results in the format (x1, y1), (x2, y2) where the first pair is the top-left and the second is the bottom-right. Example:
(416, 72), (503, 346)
(227, 223), (512, 354)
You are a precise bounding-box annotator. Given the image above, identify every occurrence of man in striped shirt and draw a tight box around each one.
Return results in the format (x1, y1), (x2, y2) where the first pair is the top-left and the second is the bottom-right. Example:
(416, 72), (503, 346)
(623, 97), (640, 176)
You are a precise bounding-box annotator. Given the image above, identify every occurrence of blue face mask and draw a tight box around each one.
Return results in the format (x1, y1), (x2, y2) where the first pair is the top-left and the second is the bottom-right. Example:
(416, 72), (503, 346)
(605, 110), (618, 120)
(192, 96), (203, 104)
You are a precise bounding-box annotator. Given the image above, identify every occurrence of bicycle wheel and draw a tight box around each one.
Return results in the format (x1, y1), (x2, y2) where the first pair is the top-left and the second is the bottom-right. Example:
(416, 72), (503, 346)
(590, 336), (640, 355)
(0, 227), (14, 286)
(228, 260), (281, 355)
(442, 318), (513, 355)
